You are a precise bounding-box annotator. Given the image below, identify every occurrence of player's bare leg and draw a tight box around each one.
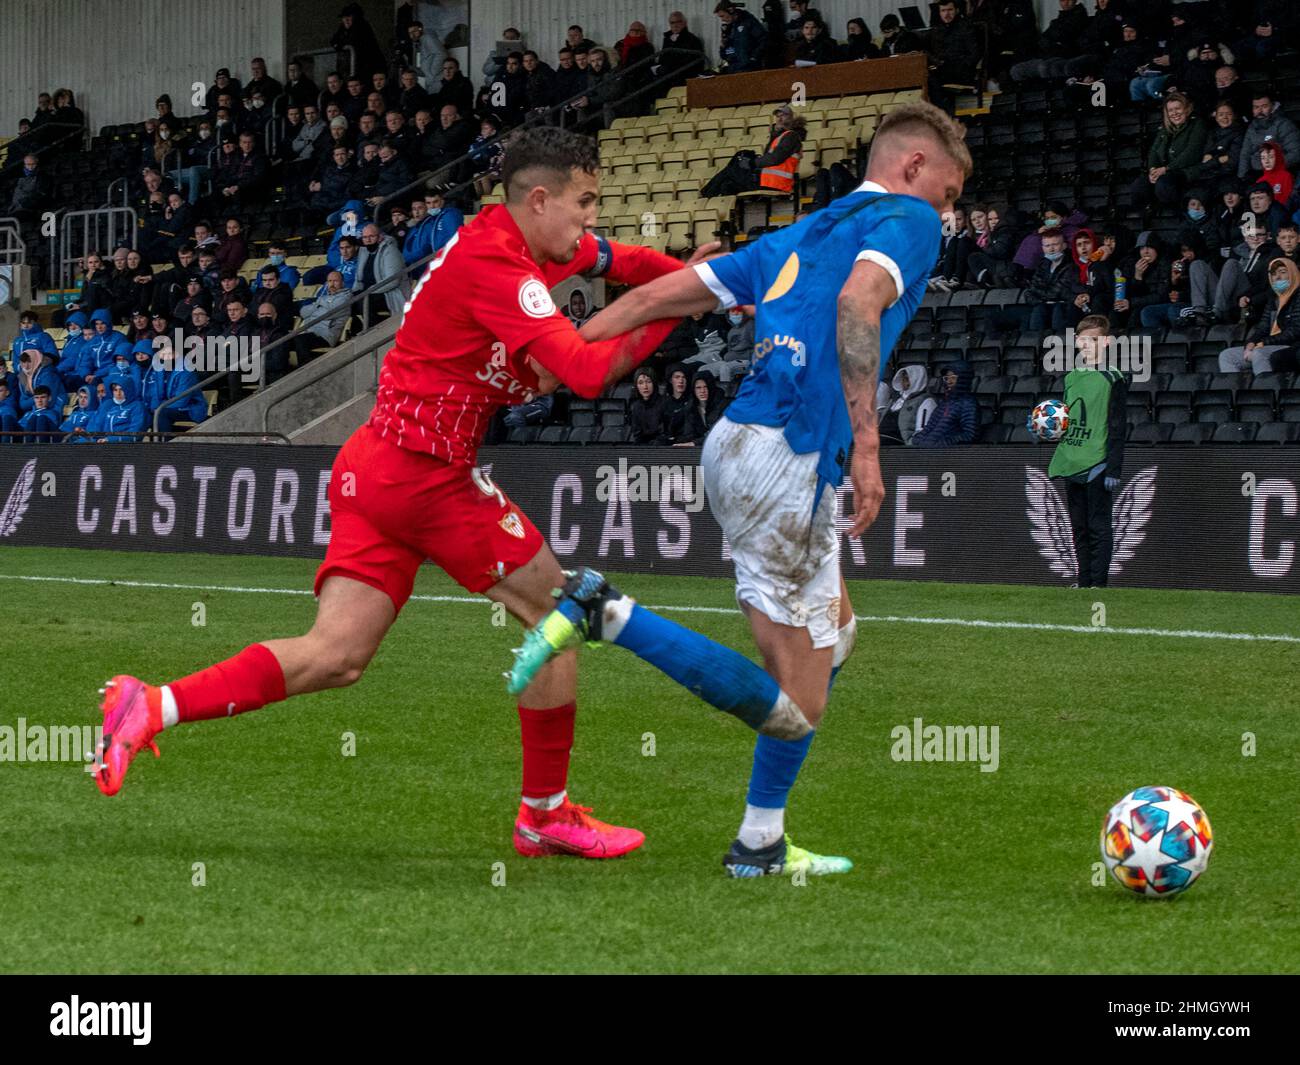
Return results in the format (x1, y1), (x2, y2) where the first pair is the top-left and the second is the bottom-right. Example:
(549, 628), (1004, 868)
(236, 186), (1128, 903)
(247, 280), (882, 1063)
(487, 544), (645, 859)
(94, 576), (395, 796)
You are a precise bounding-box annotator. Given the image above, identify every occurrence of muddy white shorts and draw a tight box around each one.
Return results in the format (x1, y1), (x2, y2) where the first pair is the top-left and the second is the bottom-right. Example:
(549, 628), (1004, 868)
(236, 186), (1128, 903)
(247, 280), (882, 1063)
(701, 416), (842, 648)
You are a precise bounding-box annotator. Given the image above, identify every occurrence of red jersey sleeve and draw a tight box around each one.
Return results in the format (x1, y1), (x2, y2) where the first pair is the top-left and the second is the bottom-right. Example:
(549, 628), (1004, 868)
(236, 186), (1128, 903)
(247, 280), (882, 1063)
(543, 233), (684, 289)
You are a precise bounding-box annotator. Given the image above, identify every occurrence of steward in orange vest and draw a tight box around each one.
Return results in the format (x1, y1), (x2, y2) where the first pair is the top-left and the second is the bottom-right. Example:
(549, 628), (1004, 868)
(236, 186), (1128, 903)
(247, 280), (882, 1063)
(758, 106), (806, 192)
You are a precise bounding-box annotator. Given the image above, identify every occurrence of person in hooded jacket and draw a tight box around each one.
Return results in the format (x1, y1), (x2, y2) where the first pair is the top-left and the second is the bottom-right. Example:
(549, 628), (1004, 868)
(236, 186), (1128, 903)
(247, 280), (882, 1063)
(1219, 257), (1300, 373)
(1012, 202), (1089, 278)
(332, 4), (388, 82)
(144, 337), (209, 432)
(911, 361), (977, 447)
(60, 383), (101, 442)
(0, 378), (18, 443)
(660, 362), (692, 444)
(97, 374), (149, 442)
(18, 385), (61, 443)
(56, 311), (91, 389)
(681, 368), (728, 445)
(86, 308), (133, 379)
(10, 311), (58, 370)
(875, 364), (936, 445)
(967, 205), (1026, 287)
(15, 346), (68, 416)
(1258, 141), (1293, 207)
(628, 367), (668, 444)
(1189, 100), (1246, 196)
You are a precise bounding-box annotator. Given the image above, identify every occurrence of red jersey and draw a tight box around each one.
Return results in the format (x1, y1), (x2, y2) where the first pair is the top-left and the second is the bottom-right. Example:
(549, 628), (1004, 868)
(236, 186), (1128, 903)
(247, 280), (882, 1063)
(368, 205), (682, 465)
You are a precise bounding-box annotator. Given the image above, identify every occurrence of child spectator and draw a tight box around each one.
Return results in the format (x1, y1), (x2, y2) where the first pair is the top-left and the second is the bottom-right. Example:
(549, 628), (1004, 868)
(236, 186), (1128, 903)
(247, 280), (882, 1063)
(911, 361), (977, 448)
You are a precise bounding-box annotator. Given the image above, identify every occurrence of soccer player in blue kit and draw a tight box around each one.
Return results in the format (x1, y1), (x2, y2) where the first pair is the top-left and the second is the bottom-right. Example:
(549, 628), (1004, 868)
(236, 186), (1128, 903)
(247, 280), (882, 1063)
(508, 101), (972, 877)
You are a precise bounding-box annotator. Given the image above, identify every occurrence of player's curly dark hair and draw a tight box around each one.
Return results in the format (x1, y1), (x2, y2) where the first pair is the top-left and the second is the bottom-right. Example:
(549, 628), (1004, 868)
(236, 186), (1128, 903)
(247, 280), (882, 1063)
(501, 126), (601, 200)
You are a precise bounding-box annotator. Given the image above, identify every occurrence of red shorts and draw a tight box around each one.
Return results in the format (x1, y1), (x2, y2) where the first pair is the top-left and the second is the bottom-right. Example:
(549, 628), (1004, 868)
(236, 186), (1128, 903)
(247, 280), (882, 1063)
(314, 424), (544, 611)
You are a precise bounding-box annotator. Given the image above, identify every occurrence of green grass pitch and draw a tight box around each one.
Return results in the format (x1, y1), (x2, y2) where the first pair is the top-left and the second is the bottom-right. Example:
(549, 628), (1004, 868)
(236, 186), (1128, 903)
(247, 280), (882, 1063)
(0, 546), (1296, 974)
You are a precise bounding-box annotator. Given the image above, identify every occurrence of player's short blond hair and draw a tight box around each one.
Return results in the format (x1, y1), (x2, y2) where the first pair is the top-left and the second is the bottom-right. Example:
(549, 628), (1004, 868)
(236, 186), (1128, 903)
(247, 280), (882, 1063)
(872, 101), (973, 178)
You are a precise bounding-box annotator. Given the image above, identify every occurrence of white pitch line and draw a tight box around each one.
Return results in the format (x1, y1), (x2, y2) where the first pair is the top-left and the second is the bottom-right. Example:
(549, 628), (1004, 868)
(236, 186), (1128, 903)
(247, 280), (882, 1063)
(1, 573), (1297, 644)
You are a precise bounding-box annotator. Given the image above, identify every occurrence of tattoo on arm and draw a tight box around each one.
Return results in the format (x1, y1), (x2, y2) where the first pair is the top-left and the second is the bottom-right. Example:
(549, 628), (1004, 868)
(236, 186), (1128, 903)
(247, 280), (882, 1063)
(838, 312), (881, 446)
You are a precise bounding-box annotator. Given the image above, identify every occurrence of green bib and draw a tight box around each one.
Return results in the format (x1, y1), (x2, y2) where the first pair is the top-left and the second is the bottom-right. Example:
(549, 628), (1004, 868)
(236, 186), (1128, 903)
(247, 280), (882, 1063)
(1048, 368), (1117, 479)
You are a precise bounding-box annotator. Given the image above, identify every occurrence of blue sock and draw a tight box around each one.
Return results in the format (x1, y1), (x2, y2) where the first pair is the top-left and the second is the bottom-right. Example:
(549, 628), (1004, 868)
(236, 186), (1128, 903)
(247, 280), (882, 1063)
(746, 730), (814, 809)
(612, 603), (780, 730)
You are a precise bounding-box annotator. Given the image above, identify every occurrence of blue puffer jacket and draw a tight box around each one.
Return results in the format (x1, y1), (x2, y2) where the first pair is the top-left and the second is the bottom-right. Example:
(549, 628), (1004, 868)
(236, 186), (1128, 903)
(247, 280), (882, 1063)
(403, 206), (463, 265)
(56, 311), (91, 387)
(15, 356), (68, 416)
(17, 402), (61, 441)
(59, 384), (101, 442)
(142, 358), (208, 424)
(325, 199), (367, 269)
(11, 322), (58, 369)
(87, 308), (132, 375)
(98, 373), (148, 441)
(911, 360), (978, 448)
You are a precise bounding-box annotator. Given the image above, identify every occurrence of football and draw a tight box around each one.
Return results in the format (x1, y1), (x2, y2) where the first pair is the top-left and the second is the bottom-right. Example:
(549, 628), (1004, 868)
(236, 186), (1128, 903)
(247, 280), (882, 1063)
(1028, 399), (1070, 442)
(1100, 786), (1214, 897)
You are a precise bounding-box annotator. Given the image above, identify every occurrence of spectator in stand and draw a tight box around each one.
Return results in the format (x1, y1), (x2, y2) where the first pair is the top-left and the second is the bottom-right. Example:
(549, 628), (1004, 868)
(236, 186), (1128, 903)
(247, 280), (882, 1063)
(294, 270), (351, 366)
(702, 104), (805, 198)
(930, 204), (974, 291)
(926, 2), (980, 111)
(7, 154), (48, 220)
(0, 378), (19, 443)
(1239, 90), (1300, 181)
(1065, 19), (1149, 110)
(55, 312), (91, 389)
(253, 266), (295, 324)
(216, 217), (248, 273)
(1274, 222), (1300, 269)
(521, 51), (557, 115)
(433, 57), (474, 117)
(615, 21), (656, 113)
(14, 345), (67, 418)
(9, 312), (57, 372)
(195, 248), (222, 293)
(1219, 258), (1300, 373)
(175, 120), (217, 204)
(1247, 180), (1288, 238)
(911, 361), (977, 448)
(95, 374), (149, 442)
(172, 277), (211, 329)
(679, 369), (727, 445)
(403, 188), (461, 265)
(1164, 40), (1234, 117)
(333, 3), (387, 81)
(1215, 180), (1248, 249)
(967, 205), (1024, 287)
(1188, 100), (1246, 196)
(213, 268), (253, 327)
(243, 89), (272, 138)
(1208, 223), (1281, 323)
(480, 27), (523, 83)
(841, 18), (880, 61)
(879, 13), (924, 57)
(724, 306), (754, 367)
(422, 104), (474, 174)
(659, 11), (707, 86)
(469, 114), (505, 197)
(252, 243), (301, 294)
(244, 57), (282, 107)
(51, 88), (84, 138)
(1128, 93), (1207, 211)
(563, 24), (597, 54)
(350, 142), (382, 200)
(282, 59), (320, 112)
(1233, 3), (1292, 64)
(320, 71), (348, 115)
(1070, 228), (1116, 322)
(1138, 236), (1208, 327)
(185, 304), (215, 348)
(875, 364), (935, 445)
(1258, 142), (1294, 208)
(124, 307), (153, 345)
(553, 48), (587, 107)
(1010, 0), (1092, 83)
(253, 300), (293, 384)
(396, 70), (431, 120)
(339, 75), (367, 124)
(66, 252), (111, 319)
(366, 140), (413, 212)
(1128, 7), (1202, 103)
(59, 383), (101, 443)
(125, 249), (156, 312)
(308, 144), (356, 217)
(401, 21), (441, 90)
(144, 336), (208, 432)
(383, 109), (419, 164)
(209, 131), (268, 213)
(628, 368), (668, 444)
(353, 223), (409, 321)
(716, 1), (768, 74)
(356, 112), (383, 152)
(1012, 201), (1087, 279)
(795, 17), (838, 67)
(205, 68), (243, 113)
(18, 385), (61, 443)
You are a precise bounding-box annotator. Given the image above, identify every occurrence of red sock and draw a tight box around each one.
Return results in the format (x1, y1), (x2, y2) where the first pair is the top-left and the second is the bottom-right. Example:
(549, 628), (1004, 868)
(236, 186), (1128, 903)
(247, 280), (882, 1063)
(170, 644), (287, 723)
(517, 702), (576, 799)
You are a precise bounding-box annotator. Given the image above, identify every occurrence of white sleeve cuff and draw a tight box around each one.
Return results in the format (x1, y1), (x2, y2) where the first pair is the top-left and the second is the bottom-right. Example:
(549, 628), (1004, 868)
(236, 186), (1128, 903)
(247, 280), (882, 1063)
(854, 250), (904, 306)
(693, 262), (738, 310)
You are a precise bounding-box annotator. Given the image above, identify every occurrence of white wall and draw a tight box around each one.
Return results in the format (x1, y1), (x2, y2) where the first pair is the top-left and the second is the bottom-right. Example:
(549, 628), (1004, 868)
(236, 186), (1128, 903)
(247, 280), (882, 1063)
(2, 0), (286, 135)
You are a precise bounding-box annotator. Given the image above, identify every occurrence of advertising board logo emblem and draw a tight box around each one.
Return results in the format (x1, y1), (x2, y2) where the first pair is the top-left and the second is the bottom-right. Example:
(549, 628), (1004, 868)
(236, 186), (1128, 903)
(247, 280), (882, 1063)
(1025, 466), (1157, 579)
(0, 458), (36, 538)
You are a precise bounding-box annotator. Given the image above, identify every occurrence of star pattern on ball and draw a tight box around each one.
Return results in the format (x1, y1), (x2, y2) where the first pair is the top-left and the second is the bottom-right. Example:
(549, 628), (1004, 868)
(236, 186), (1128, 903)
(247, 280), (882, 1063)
(1150, 795), (1204, 833)
(1125, 824), (1180, 884)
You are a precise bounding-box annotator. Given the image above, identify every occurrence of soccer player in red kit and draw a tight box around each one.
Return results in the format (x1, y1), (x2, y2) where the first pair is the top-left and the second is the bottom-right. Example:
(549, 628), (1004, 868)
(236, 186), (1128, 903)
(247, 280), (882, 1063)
(93, 127), (706, 859)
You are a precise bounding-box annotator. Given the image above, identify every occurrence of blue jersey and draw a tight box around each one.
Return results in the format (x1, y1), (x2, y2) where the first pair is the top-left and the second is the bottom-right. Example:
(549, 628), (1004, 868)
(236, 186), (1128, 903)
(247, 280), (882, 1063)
(695, 182), (939, 500)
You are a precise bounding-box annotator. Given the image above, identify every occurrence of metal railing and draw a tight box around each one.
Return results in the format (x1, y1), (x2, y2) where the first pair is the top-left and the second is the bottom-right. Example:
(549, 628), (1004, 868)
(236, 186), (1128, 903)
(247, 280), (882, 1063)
(0, 122), (87, 176)
(0, 217), (25, 265)
(153, 242), (443, 432)
(53, 206), (138, 290)
(374, 46), (710, 221)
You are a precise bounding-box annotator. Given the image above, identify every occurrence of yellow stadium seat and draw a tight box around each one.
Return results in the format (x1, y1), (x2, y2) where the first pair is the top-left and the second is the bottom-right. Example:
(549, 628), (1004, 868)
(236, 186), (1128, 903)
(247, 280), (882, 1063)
(694, 118), (720, 140)
(648, 180), (676, 200)
(620, 126), (647, 151)
(645, 123), (671, 146)
(623, 183), (651, 208)
(610, 155), (637, 176)
(634, 152), (661, 174)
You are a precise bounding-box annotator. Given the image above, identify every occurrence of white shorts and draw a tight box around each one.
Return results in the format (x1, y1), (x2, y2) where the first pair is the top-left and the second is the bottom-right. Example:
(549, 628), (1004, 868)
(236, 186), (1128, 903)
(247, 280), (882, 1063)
(701, 416), (842, 648)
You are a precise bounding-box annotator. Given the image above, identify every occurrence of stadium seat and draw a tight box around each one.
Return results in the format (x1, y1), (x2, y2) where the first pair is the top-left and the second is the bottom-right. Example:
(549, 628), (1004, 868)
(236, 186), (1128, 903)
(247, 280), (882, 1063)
(1212, 422), (1256, 444)
(1255, 422), (1300, 444)
(1170, 423), (1214, 445)
(1128, 423), (1173, 444)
